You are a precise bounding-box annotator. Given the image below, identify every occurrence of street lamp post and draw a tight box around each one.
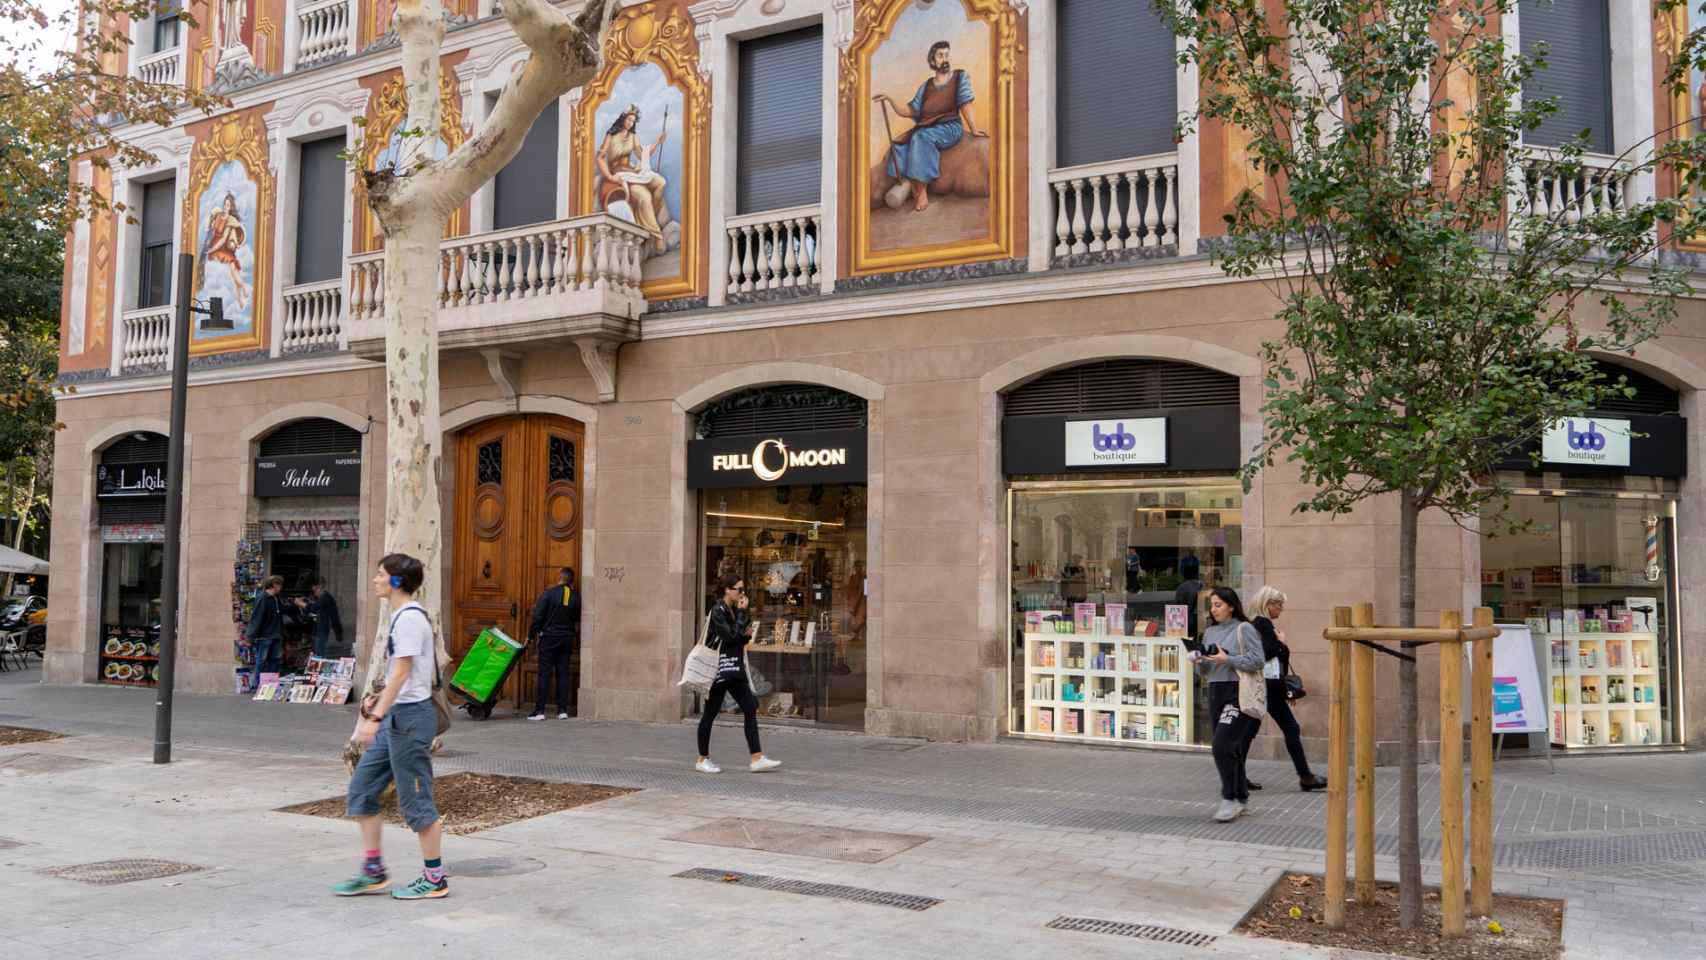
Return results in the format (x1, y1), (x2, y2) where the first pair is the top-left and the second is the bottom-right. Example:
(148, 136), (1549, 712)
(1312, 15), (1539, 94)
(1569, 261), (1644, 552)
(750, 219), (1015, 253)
(153, 253), (228, 765)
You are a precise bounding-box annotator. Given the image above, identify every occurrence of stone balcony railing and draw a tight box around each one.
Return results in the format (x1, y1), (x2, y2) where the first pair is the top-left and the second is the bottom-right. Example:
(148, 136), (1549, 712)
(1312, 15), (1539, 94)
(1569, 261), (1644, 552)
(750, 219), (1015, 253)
(280, 278), (344, 352)
(135, 47), (182, 85)
(345, 214), (648, 393)
(1516, 149), (1631, 221)
(1049, 153), (1180, 261)
(295, 0), (353, 68)
(118, 304), (174, 372)
(725, 205), (823, 298)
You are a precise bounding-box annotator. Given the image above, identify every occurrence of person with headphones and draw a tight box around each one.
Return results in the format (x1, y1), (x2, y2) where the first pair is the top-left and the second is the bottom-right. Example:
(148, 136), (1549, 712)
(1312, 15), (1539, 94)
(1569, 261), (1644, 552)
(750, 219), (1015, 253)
(334, 553), (449, 901)
(527, 567), (581, 721)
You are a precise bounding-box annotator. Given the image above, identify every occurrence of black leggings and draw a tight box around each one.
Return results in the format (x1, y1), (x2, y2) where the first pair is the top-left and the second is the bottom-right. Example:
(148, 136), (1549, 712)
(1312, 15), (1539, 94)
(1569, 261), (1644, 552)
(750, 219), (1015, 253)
(1209, 681), (1259, 802)
(1262, 679), (1316, 778)
(697, 676), (762, 757)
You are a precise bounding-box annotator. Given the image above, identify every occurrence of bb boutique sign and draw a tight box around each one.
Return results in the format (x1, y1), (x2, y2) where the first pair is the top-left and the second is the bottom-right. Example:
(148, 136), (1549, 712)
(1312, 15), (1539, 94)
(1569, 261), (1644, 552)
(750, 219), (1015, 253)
(1064, 418), (1167, 467)
(688, 429), (867, 489)
(1541, 417), (1631, 468)
(253, 453), (362, 498)
(97, 462), (167, 498)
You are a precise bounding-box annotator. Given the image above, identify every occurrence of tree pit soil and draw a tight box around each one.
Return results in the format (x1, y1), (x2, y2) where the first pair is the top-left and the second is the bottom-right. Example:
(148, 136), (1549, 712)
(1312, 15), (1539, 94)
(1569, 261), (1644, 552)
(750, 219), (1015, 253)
(278, 773), (636, 835)
(1239, 872), (1563, 960)
(0, 726), (66, 747)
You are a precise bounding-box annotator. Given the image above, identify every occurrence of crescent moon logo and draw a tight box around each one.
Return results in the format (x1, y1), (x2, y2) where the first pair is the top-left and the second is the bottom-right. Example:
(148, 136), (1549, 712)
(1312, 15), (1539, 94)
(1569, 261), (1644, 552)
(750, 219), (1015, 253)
(752, 438), (789, 482)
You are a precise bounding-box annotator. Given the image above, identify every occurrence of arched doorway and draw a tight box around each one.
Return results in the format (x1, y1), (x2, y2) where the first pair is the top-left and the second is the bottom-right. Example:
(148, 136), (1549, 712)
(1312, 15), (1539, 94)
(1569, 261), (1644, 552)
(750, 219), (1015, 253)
(95, 431), (169, 688)
(451, 413), (585, 712)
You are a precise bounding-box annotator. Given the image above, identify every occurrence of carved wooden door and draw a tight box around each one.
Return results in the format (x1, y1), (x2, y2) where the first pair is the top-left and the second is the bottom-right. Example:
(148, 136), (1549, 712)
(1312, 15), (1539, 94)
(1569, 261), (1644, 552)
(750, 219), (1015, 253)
(452, 414), (584, 711)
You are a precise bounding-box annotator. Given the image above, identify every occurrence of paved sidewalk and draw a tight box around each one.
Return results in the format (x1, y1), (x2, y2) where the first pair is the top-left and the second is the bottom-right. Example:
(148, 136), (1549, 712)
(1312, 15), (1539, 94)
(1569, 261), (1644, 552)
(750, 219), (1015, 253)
(2, 669), (1704, 958)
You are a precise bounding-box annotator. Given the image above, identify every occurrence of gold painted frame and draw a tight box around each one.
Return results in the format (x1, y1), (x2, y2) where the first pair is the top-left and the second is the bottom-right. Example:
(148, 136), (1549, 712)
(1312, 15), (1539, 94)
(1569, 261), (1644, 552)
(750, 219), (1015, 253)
(573, 3), (709, 300)
(181, 111), (275, 357)
(354, 72), (469, 253)
(842, 0), (1019, 276)
(1662, 5), (1706, 250)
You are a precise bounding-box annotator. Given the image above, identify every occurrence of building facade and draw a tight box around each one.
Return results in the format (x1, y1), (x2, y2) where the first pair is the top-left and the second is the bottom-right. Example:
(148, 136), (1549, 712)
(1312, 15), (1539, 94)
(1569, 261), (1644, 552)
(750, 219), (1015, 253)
(49, 0), (1706, 757)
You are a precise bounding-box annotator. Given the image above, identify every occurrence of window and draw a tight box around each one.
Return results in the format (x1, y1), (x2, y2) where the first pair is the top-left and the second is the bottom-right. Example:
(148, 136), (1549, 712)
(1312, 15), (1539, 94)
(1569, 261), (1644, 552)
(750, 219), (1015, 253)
(492, 109), (559, 230)
(153, 0), (181, 52)
(1055, 0), (1177, 167)
(736, 26), (823, 214)
(138, 178), (175, 309)
(294, 136), (347, 283)
(1519, 0), (1613, 153)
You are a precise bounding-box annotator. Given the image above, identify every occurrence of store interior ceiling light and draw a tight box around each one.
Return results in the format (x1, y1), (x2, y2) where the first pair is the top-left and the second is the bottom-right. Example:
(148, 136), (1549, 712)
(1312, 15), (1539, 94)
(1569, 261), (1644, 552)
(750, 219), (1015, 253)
(706, 511), (845, 527)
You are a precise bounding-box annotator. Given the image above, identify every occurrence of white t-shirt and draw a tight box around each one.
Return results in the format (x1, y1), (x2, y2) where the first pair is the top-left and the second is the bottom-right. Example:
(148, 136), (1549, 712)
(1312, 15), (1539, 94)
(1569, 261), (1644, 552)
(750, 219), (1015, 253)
(387, 602), (436, 705)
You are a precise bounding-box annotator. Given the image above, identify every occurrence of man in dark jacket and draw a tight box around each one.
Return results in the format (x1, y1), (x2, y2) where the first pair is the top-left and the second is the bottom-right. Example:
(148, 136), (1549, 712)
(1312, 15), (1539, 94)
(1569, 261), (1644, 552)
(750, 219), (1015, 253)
(247, 575), (286, 690)
(295, 578), (345, 658)
(527, 567), (581, 720)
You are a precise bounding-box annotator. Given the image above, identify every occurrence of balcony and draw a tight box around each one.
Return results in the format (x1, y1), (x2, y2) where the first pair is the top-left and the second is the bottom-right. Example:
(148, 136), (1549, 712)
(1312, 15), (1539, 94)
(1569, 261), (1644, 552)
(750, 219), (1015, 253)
(134, 47), (182, 86)
(1049, 153), (1181, 265)
(725, 205), (824, 302)
(294, 0), (353, 68)
(118, 304), (174, 373)
(345, 214), (648, 392)
(281, 279), (345, 352)
(1516, 150), (1631, 221)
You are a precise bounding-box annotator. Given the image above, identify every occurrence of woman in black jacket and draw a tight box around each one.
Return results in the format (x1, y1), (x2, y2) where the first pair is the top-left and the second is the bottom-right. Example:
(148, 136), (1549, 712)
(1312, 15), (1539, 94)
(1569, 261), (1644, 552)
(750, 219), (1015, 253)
(695, 574), (782, 774)
(1249, 586), (1327, 791)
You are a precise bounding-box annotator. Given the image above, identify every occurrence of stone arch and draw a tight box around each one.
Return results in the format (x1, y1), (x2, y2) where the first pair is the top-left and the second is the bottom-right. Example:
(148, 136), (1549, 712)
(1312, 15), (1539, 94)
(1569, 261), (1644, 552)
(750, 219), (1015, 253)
(979, 333), (1261, 395)
(1588, 342), (1706, 394)
(441, 395), (600, 434)
(83, 418), (171, 456)
(238, 402), (369, 449)
(674, 362), (886, 413)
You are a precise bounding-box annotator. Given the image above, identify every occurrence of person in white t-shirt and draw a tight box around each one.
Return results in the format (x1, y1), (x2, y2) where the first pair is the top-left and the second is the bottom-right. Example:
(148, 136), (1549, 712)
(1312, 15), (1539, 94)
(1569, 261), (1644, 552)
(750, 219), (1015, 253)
(333, 553), (449, 901)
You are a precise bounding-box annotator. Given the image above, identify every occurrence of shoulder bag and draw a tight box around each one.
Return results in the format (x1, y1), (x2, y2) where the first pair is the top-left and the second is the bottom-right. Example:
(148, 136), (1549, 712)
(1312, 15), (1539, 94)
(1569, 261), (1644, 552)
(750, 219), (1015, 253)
(677, 613), (719, 690)
(1236, 622), (1268, 719)
(375, 606), (453, 737)
(1284, 670), (1307, 700)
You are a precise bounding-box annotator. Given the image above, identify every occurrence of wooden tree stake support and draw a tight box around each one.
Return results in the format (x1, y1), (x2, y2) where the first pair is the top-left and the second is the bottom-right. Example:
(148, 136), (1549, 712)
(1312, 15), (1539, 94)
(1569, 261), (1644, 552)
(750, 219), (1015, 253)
(1323, 605), (1499, 936)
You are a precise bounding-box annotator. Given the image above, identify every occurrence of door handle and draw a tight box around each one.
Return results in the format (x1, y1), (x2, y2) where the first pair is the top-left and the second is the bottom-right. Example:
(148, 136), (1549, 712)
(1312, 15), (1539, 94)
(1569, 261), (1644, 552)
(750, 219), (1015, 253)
(510, 601), (518, 618)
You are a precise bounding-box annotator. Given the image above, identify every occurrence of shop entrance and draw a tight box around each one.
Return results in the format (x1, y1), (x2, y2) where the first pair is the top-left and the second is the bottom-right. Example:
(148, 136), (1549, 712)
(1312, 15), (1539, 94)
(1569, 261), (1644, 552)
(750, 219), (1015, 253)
(451, 414), (584, 712)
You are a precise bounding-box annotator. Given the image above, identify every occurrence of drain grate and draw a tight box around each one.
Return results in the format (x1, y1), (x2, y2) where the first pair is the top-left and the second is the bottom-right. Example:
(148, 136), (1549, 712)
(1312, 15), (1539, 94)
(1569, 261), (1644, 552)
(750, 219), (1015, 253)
(673, 867), (941, 911)
(863, 741), (924, 752)
(1046, 916), (1217, 947)
(39, 859), (204, 886)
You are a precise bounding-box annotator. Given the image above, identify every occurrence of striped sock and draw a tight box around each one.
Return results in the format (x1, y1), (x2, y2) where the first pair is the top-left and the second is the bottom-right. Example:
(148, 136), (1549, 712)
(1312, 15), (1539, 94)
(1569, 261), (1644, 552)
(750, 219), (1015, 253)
(423, 857), (444, 884)
(363, 850), (384, 878)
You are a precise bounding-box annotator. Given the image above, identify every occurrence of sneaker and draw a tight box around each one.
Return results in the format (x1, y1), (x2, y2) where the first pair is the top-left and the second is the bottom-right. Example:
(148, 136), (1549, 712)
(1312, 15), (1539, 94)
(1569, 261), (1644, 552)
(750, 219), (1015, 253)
(556, 712), (569, 720)
(527, 712), (547, 721)
(331, 873), (390, 897)
(1213, 799), (1240, 823)
(1300, 774), (1328, 792)
(1248, 781), (1264, 791)
(391, 874), (449, 900)
(695, 758), (722, 774)
(1236, 801), (1249, 818)
(749, 756), (782, 773)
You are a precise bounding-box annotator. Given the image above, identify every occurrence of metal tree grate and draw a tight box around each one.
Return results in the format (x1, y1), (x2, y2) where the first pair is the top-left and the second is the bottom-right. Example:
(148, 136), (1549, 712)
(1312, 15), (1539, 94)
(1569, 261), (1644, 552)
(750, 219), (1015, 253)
(1045, 916), (1217, 947)
(673, 867), (941, 911)
(40, 859), (204, 886)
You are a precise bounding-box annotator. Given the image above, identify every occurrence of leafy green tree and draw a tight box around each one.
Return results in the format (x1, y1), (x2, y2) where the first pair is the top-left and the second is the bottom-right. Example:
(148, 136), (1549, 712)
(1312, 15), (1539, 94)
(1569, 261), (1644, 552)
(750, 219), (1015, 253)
(1159, 0), (1706, 929)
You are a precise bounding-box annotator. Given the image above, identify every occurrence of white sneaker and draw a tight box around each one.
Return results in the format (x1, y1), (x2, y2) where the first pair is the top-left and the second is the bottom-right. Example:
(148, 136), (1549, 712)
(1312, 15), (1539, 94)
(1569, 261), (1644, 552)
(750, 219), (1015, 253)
(1236, 801), (1248, 819)
(556, 712), (569, 720)
(749, 756), (782, 773)
(1213, 799), (1240, 822)
(695, 758), (722, 774)
(526, 713), (546, 721)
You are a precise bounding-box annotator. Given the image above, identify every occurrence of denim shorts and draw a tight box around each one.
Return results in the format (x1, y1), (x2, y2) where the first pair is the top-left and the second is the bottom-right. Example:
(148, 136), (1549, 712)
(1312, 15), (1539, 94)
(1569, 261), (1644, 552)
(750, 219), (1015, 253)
(345, 699), (439, 831)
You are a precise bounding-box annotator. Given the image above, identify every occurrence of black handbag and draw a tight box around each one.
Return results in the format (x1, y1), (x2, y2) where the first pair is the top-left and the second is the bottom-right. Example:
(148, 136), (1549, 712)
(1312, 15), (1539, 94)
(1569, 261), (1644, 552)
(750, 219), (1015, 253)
(1284, 671), (1307, 701)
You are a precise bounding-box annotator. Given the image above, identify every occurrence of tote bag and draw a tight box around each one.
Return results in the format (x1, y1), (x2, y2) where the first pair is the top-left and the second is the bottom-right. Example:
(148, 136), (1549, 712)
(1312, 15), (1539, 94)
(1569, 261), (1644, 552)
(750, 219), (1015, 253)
(1236, 623), (1267, 719)
(677, 614), (719, 690)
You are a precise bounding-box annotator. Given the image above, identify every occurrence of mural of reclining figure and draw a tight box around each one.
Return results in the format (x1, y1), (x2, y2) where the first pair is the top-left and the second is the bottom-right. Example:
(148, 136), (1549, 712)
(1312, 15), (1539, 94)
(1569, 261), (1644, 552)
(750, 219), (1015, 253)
(874, 40), (987, 212)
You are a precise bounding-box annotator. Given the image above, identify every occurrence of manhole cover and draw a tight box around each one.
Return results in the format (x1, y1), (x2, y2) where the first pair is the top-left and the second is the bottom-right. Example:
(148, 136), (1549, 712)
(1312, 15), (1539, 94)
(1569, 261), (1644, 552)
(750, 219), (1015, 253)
(450, 856), (546, 878)
(0, 753), (106, 776)
(667, 818), (930, 863)
(40, 859), (204, 885)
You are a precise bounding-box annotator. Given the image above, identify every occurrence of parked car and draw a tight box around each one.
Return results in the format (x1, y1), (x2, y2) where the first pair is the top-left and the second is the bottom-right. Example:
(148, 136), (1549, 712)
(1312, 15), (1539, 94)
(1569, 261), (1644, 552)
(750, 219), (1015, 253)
(2, 596), (46, 650)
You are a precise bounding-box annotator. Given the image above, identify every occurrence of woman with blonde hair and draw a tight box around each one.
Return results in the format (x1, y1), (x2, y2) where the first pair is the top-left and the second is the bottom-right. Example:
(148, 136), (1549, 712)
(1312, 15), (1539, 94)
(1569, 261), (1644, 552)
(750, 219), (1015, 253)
(1249, 585), (1327, 792)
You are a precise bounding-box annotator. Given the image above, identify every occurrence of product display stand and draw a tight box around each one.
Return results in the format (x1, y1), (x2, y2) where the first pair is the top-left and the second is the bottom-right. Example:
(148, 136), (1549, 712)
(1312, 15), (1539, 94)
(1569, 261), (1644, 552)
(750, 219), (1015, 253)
(1023, 631), (1195, 744)
(1544, 630), (1664, 747)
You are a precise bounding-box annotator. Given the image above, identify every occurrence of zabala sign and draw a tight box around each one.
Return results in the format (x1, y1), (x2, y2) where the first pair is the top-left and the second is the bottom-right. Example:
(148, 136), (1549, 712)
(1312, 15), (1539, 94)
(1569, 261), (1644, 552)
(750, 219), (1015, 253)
(688, 429), (867, 489)
(1541, 417), (1631, 468)
(253, 453), (363, 498)
(1064, 418), (1167, 467)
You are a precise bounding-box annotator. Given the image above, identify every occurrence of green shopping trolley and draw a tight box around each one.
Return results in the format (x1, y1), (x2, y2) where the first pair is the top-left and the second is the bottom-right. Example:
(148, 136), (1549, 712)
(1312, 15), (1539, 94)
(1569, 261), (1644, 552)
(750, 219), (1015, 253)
(449, 626), (525, 720)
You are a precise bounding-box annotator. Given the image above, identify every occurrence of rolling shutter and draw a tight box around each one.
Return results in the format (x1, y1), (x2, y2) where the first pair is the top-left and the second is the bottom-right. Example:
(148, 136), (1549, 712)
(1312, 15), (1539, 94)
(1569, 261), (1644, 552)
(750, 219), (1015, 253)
(1519, 0), (1613, 153)
(737, 27), (823, 215)
(295, 135), (347, 283)
(1004, 359), (1239, 417)
(1056, 0), (1178, 167)
(492, 109), (559, 230)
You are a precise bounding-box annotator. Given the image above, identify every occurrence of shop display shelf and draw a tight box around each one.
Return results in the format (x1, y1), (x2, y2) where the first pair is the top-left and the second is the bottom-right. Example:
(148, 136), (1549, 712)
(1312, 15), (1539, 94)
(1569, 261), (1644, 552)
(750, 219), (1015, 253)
(102, 678), (157, 687)
(99, 653), (158, 663)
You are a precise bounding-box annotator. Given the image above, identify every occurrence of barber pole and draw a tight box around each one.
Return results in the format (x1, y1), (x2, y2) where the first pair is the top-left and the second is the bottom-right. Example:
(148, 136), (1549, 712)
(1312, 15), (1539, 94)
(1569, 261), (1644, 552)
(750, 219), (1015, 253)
(1645, 516), (1661, 582)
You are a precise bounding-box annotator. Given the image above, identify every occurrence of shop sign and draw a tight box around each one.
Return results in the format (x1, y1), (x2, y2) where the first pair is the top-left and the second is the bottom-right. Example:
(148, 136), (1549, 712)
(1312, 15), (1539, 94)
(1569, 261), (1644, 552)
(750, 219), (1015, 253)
(1541, 417), (1631, 468)
(253, 453), (362, 498)
(688, 429), (867, 488)
(101, 522), (165, 542)
(97, 462), (167, 498)
(1064, 418), (1167, 467)
(262, 519), (360, 541)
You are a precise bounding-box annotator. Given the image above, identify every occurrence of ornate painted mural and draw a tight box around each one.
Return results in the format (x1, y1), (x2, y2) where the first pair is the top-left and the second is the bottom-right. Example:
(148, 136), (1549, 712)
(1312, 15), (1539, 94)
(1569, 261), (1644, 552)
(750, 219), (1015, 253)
(841, 0), (1022, 277)
(1661, 2), (1706, 250)
(353, 65), (471, 253)
(181, 109), (276, 356)
(58, 158), (116, 373)
(574, 1), (708, 300)
(189, 0), (284, 93)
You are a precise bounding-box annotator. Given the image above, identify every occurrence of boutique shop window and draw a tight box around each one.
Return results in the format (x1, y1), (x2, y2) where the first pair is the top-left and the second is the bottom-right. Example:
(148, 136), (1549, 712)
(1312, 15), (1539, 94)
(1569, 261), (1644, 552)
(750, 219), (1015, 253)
(1009, 482), (1243, 746)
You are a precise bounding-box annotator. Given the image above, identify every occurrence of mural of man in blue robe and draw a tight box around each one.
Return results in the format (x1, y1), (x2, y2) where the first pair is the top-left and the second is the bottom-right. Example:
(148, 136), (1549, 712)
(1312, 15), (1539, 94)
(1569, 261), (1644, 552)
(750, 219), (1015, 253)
(875, 40), (986, 211)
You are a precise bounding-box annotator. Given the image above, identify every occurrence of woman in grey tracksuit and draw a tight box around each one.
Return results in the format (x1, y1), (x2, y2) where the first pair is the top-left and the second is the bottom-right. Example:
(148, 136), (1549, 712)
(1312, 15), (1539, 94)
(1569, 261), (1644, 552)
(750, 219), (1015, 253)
(1195, 586), (1266, 822)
